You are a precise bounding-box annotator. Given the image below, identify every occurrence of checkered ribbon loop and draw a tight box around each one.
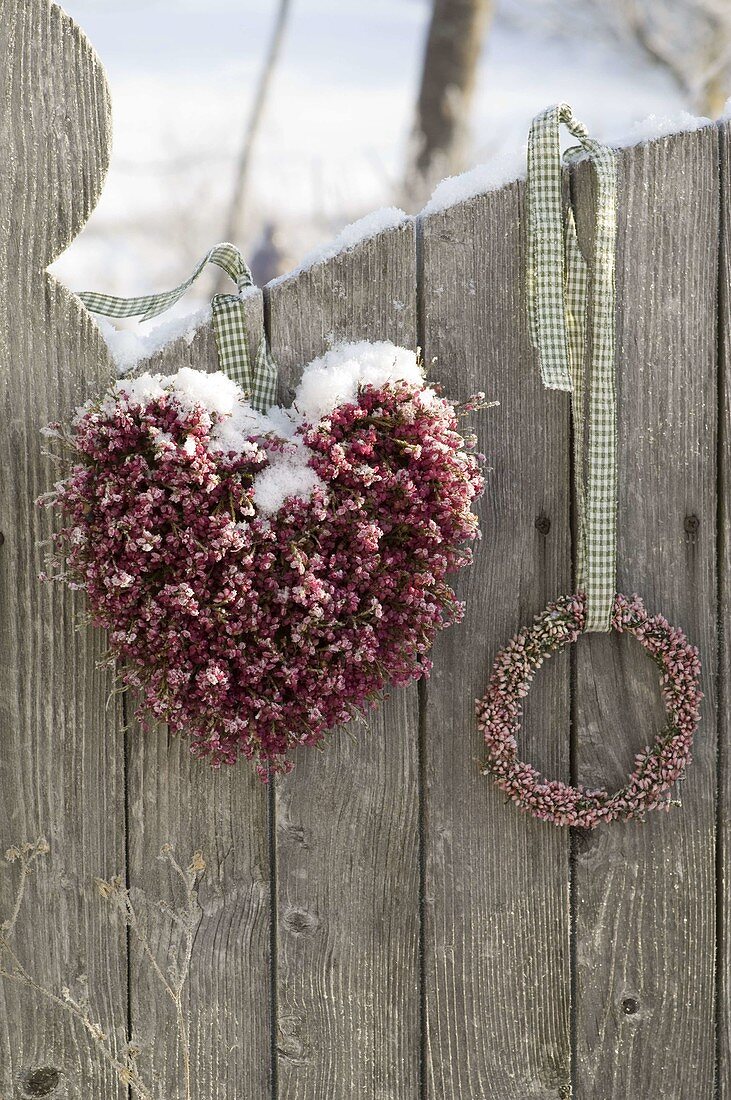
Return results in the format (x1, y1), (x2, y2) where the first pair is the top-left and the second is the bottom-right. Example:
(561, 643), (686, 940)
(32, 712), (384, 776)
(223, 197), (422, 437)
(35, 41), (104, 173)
(526, 103), (618, 632)
(79, 243), (278, 413)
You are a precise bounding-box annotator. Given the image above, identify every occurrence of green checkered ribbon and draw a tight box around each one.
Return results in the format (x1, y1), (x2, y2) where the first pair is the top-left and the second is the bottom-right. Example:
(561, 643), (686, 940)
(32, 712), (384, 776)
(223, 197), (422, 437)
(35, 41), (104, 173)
(526, 103), (618, 633)
(79, 243), (278, 413)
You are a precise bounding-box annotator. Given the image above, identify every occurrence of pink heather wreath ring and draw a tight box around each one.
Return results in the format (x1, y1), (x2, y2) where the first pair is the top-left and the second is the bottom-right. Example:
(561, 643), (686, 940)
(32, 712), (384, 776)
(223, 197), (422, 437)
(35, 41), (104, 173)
(476, 592), (703, 828)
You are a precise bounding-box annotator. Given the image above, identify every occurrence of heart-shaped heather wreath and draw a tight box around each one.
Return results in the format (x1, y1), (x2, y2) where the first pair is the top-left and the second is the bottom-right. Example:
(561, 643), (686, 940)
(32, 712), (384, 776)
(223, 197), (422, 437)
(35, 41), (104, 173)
(41, 342), (484, 776)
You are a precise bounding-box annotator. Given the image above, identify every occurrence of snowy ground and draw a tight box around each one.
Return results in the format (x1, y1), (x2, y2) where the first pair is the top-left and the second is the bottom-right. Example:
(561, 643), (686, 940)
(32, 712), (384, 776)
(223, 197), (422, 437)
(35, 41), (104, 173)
(54, 0), (690, 307)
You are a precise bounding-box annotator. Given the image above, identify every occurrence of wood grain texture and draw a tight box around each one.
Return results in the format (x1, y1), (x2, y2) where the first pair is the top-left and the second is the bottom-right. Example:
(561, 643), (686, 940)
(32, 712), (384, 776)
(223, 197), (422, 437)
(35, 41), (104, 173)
(266, 224), (422, 1100)
(0, 2), (127, 1097)
(718, 119), (730, 1100)
(419, 183), (572, 1098)
(124, 294), (272, 1100)
(2, 5), (727, 1094)
(571, 128), (719, 1099)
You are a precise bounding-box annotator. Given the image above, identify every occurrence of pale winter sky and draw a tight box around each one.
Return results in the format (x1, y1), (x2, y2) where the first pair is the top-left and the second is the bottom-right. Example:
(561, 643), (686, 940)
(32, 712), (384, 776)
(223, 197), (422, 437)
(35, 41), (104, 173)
(55, 0), (688, 296)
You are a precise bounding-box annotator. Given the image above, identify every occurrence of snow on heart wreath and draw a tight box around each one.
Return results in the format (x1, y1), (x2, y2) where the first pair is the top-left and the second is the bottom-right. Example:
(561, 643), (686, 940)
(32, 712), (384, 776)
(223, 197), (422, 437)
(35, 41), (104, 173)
(40, 341), (486, 777)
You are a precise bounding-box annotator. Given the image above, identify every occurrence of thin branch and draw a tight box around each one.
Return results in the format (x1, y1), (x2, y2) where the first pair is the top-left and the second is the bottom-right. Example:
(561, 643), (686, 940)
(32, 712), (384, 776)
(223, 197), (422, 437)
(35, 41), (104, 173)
(617, 0), (690, 96)
(0, 841), (152, 1100)
(221, 0), (293, 254)
(2, 839), (205, 1100)
(1, 838), (49, 936)
(0, 962), (152, 1100)
(156, 846), (205, 1100)
(120, 890), (178, 1004)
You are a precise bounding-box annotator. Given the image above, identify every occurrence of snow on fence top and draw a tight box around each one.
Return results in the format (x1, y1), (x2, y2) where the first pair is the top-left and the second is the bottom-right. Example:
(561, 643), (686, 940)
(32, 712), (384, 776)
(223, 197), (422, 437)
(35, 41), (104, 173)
(422, 110), (713, 216)
(267, 206), (411, 288)
(91, 110), (715, 371)
(95, 305), (212, 376)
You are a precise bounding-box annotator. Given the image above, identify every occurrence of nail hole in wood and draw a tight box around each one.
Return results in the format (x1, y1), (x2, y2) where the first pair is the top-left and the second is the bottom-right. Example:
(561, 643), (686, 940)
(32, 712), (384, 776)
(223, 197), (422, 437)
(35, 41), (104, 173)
(22, 1067), (62, 1097)
(0, 531), (5, 546)
(684, 514), (700, 535)
(621, 997), (639, 1015)
(535, 514), (551, 536)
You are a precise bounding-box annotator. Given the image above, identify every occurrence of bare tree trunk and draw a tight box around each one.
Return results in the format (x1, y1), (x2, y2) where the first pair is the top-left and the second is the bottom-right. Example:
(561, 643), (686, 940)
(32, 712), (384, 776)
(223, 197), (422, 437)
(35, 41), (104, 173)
(221, 0), (292, 262)
(402, 0), (493, 209)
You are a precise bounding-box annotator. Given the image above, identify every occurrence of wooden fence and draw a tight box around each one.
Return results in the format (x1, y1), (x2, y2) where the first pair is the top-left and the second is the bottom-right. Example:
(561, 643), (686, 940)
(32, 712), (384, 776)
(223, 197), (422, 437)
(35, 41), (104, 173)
(0, 3), (728, 1098)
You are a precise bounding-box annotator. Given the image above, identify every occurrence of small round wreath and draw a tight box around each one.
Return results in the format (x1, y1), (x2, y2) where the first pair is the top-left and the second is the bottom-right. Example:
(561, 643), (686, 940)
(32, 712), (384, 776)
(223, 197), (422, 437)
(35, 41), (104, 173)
(476, 592), (702, 827)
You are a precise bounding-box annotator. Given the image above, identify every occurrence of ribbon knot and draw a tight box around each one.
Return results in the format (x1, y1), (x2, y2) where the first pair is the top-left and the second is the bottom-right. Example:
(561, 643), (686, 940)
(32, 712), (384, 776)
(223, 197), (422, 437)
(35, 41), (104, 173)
(79, 242), (278, 414)
(526, 103), (618, 632)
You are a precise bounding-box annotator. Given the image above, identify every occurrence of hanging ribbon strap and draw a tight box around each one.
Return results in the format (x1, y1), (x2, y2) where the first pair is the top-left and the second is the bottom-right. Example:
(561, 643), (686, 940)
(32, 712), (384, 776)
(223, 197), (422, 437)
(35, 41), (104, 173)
(79, 242), (278, 413)
(526, 103), (618, 632)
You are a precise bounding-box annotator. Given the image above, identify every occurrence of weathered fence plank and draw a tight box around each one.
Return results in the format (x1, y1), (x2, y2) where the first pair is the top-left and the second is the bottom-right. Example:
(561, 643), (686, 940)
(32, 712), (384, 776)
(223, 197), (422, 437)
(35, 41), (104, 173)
(2, 6), (728, 1095)
(419, 183), (573, 1097)
(124, 302), (272, 1099)
(718, 119), (731, 1100)
(571, 128), (719, 1098)
(0, 2), (127, 1097)
(266, 224), (422, 1099)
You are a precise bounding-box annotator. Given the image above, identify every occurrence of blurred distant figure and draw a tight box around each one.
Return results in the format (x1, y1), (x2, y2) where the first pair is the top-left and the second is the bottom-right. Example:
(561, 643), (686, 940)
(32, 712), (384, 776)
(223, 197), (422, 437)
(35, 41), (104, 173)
(249, 221), (294, 286)
(402, 0), (493, 210)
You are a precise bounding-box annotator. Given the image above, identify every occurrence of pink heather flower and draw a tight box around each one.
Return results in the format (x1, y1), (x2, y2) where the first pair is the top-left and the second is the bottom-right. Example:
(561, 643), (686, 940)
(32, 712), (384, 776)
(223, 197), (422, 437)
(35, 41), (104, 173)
(476, 592), (703, 828)
(41, 372), (485, 777)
